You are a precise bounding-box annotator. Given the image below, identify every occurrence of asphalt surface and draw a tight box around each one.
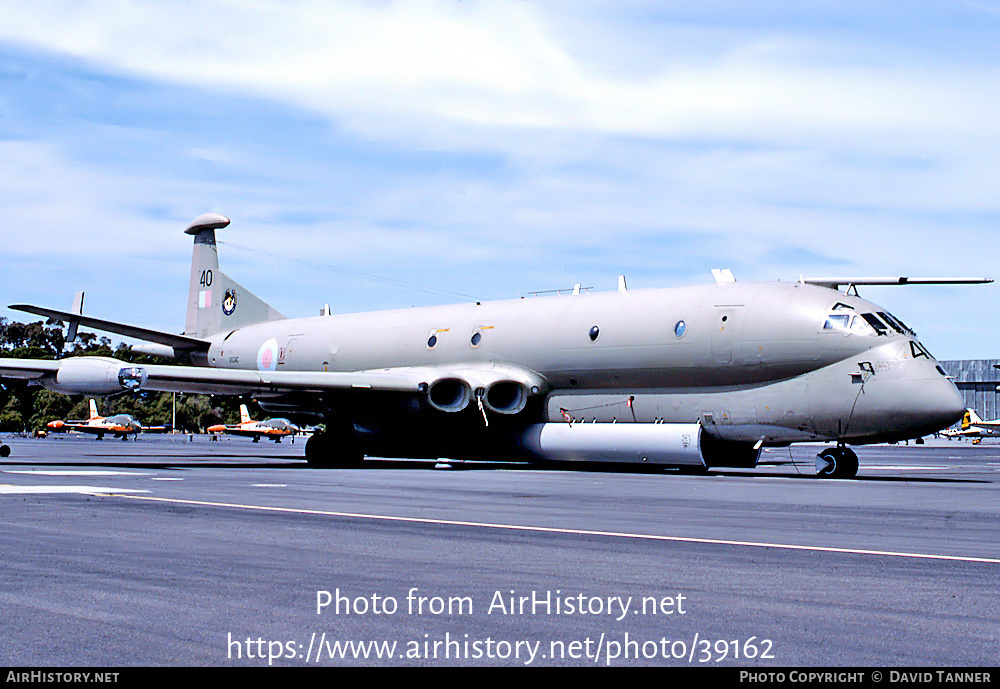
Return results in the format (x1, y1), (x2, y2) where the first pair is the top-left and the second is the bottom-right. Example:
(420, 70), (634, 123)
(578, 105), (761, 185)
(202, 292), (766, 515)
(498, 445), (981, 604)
(1, 433), (998, 667)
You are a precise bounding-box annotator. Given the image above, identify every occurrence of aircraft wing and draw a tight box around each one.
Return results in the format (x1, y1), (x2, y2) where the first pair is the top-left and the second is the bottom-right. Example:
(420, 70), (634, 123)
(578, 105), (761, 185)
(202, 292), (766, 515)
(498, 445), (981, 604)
(0, 356), (547, 414)
(0, 357), (425, 396)
(801, 277), (993, 290)
(8, 304), (209, 352)
(0, 359), (61, 380)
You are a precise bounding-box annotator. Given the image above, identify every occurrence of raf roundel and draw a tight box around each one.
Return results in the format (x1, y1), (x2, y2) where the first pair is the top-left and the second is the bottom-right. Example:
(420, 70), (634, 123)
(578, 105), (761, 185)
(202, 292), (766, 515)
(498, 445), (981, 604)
(257, 338), (279, 371)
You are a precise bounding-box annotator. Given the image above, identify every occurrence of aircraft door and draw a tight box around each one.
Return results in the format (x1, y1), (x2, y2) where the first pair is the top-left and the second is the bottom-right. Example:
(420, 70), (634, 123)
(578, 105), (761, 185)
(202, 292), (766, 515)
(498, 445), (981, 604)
(711, 307), (743, 364)
(278, 337), (302, 368)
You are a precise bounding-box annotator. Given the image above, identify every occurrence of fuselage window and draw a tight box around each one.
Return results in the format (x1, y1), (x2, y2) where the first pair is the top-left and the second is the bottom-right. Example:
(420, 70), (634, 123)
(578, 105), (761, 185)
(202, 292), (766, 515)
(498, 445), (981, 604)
(674, 320), (686, 338)
(427, 334), (438, 348)
(589, 326), (600, 342)
(471, 332), (482, 346)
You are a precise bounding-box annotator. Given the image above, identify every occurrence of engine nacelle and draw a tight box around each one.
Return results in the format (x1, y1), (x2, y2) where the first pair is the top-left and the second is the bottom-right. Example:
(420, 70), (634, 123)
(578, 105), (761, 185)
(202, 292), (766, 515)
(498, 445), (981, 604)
(424, 366), (543, 415)
(521, 422), (707, 466)
(46, 357), (148, 395)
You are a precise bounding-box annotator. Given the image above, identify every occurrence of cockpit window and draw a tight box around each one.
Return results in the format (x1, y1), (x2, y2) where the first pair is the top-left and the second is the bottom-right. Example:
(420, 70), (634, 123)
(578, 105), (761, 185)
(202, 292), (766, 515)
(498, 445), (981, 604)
(879, 311), (915, 337)
(832, 302), (854, 311)
(824, 313), (876, 335)
(823, 314), (851, 331)
(860, 313), (889, 335)
(876, 312), (906, 335)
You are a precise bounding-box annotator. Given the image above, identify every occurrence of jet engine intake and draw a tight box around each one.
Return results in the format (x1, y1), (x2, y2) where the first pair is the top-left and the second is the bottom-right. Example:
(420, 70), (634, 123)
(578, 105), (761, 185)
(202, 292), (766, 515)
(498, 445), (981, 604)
(423, 366), (544, 415)
(47, 357), (148, 395)
(482, 380), (529, 415)
(426, 377), (472, 413)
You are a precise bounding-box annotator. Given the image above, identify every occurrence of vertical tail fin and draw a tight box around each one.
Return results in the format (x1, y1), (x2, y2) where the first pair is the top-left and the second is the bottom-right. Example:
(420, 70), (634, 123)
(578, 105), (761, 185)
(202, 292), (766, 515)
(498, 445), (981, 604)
(240, 404), (251, 424)
(88, 399), (100, 420)
(183, 213), (285, 338)
(961, 409), (980, 430)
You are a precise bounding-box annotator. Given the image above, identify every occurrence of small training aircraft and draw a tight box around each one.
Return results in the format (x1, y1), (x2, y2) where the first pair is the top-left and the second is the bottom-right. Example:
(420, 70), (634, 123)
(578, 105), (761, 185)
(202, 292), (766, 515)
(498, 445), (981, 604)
(0, 213), (989, 477)
(208, 404), (299, 442)
(941, 409), (1000, 440)
(46, 399), (141, 440)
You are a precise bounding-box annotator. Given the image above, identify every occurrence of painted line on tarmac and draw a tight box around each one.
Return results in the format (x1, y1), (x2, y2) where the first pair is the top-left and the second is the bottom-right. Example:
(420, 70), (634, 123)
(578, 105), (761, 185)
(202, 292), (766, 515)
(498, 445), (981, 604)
(112, 494), (1000, 565)
(4, 470), (150, 476)
(0, 484), (149, 495)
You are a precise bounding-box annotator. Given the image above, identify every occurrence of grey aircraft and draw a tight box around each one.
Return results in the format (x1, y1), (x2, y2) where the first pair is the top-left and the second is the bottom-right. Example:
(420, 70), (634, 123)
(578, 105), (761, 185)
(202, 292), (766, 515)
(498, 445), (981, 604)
(0, 213), (984, 477)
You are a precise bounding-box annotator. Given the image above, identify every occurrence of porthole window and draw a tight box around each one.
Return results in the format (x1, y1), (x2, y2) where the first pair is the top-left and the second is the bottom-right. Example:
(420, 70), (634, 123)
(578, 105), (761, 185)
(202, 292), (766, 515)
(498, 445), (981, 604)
(589, 325), (600, 342)
(674, 320), (686, 338)
(427, 334), (438, 348)
(471, 332), (482, 346)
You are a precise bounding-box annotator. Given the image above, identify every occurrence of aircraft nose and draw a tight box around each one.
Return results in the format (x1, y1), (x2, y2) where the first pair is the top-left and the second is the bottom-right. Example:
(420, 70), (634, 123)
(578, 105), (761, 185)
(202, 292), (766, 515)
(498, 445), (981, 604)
(908, 374), (966, 430)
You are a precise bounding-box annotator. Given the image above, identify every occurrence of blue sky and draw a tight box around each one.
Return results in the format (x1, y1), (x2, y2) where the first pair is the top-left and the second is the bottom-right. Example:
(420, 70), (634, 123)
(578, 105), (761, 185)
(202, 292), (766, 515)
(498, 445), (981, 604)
(1, 1), (998, 358)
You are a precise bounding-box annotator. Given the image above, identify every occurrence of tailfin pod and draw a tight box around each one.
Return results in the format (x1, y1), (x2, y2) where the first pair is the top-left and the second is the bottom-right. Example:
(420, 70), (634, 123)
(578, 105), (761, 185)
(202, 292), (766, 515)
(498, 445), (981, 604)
(184, 213), (285, 338)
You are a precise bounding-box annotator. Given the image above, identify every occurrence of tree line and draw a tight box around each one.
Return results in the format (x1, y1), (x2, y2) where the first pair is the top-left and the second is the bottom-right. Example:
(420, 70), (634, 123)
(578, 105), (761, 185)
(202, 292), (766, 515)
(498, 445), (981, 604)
(0, 318), (243, 433)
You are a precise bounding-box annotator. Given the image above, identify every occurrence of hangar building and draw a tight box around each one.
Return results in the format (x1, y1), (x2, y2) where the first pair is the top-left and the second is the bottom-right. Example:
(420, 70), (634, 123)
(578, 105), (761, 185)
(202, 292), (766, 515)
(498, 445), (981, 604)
(939, 360), (1000, 427)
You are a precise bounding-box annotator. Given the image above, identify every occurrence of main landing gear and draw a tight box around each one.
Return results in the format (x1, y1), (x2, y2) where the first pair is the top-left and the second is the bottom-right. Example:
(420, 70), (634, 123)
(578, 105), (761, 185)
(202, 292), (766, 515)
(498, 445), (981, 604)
(815, 445), (859, 479)
(304, 432), (364, 468)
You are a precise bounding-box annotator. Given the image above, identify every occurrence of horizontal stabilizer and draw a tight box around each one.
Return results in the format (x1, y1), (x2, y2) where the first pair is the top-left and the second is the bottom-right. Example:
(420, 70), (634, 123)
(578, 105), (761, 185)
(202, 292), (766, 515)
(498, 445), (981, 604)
(9, 304), (209, 352)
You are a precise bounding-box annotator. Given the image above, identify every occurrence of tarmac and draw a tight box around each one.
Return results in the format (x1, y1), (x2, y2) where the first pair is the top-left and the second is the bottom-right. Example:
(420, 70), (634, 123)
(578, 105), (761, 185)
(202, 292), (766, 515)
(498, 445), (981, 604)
(1, 433), (998, 667)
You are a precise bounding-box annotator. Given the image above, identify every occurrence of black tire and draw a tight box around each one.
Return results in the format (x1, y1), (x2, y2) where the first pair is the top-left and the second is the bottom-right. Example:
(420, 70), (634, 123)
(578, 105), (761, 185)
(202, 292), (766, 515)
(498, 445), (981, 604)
(0, 445), (10, 458)
(305, 433), (364, 468)
(817, 447), (859, 479)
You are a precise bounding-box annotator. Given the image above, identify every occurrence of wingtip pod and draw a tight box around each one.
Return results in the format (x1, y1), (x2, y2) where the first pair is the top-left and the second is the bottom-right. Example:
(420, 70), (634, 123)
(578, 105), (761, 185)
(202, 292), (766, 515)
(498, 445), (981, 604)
(184, 212), (231, 235)
(45, 357), (147, 396)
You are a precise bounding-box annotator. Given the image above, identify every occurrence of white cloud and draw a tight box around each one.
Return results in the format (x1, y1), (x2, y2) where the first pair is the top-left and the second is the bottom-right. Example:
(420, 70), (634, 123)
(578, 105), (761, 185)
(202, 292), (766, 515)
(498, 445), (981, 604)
(4, 1), (997, 153)
(1, 2), (998, 356)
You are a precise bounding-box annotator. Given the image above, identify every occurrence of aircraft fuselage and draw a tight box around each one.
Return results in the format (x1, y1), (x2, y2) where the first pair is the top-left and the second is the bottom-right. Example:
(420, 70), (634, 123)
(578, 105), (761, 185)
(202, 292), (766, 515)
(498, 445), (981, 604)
(202, 280), (963, 449)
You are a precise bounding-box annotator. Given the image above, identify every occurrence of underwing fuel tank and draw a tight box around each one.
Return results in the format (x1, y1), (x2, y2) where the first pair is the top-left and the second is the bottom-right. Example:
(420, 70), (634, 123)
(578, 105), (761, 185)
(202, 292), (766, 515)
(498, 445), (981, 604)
(520, 422), (761, 468)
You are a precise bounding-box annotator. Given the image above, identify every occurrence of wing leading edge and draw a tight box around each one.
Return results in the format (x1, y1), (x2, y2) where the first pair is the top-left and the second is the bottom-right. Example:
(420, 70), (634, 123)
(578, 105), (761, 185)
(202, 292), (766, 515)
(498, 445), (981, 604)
(0, 357), (547, 417)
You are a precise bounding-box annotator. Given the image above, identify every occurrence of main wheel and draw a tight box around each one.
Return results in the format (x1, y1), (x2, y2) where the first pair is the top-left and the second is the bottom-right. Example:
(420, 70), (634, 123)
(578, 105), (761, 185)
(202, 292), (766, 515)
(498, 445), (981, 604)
(0, 444), (10, 458)
(305, 432), (364, 468)
(816, 447), (859, 479)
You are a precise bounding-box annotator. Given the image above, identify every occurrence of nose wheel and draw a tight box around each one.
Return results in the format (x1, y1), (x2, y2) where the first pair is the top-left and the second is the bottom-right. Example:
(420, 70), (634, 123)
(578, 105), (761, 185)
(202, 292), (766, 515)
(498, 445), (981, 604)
(816, 446), (859, 479)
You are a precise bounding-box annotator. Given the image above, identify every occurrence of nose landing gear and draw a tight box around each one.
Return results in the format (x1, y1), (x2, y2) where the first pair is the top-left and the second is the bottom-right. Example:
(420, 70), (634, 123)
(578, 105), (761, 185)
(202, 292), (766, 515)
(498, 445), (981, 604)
(816, 446), (859, 479)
